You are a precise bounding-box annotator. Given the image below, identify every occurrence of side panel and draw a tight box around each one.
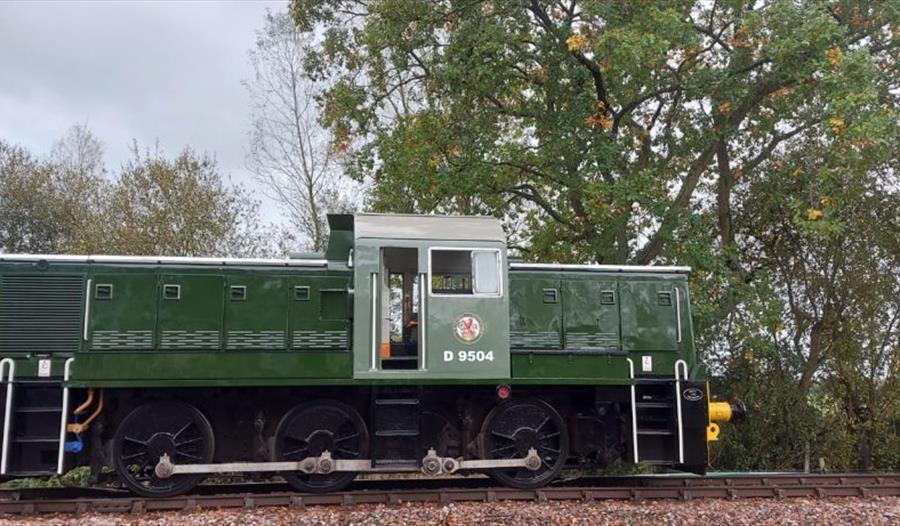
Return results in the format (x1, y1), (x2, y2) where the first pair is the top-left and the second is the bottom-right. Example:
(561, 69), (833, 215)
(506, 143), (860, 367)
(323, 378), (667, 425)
(224, 273), (288, 351)
(157, 274), (224, 350)
(290, 276), (350, 351)
(72, 351), (352, 385)
(509, 275), (562, 350)
(89, 273), (157, 351)
(510, 354), (629, 384)
(620, 279), (678, 352)
(562, 276), (620, 351)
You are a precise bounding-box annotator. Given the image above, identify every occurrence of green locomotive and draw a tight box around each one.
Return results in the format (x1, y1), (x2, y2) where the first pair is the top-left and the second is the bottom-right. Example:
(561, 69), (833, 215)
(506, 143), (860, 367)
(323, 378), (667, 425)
(0, 213), (739, 496)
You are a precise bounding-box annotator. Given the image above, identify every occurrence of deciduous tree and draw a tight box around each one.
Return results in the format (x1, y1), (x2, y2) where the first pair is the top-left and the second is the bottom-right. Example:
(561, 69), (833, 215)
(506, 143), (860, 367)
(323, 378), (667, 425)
(245, 10), (357, 252)
(105, 144), (268, 257)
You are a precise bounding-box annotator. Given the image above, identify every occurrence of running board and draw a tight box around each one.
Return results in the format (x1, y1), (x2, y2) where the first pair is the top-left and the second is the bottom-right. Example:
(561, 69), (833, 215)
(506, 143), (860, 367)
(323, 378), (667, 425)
(155, 448), (541, 479)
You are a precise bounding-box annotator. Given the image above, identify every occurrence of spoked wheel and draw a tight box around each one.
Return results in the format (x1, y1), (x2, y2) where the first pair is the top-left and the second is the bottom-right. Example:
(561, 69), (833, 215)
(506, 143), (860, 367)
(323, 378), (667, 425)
(274, 399), (368, 493)
(480, 398), (569, 489)
(112, 401), (214, 497)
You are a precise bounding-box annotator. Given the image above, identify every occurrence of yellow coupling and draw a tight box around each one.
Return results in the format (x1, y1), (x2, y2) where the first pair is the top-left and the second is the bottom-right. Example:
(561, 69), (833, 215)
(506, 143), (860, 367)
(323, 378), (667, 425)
(706, 402), (732, 442)
(709, 401), (734, 423)
(706, 384), (745, 442)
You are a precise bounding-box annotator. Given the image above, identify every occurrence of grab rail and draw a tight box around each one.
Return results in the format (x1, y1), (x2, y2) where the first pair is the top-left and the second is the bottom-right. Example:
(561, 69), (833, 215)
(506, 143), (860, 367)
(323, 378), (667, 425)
(674, 359), (688, 464)
(625, 358), (639, 463)
(57, 358), (75, 475)
(0, 358), (15, 475)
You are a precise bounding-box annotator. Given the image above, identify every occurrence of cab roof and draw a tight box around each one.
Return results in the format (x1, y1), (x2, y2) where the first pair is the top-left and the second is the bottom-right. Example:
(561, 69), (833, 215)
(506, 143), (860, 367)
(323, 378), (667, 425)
(352, 213), (505, 242)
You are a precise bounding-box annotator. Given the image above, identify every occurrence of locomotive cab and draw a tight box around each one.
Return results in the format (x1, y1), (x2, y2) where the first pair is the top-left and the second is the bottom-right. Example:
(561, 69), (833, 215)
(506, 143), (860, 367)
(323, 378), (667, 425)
(347, 214), (511, 380)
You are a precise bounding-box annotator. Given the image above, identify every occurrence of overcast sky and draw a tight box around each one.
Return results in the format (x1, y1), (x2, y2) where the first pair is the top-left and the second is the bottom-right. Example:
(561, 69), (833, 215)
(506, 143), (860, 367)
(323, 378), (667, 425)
(0, 0), (286, 220)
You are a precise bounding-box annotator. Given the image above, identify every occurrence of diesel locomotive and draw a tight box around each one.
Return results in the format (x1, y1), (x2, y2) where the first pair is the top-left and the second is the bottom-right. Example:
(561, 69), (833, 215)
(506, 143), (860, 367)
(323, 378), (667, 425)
(0, 213), (739, 497)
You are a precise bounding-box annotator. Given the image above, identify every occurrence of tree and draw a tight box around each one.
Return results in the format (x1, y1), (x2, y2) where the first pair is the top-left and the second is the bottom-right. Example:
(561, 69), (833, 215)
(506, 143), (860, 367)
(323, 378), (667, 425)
(0, 140), (65, 253)
(48, 124), (109, 253)
(103, 144), (269, 257)
(291, 0), (897, 264)
(245, 10), (357, 252)
(2, 127), (275, 258)
(0, 126), (107, 254)
(50, 122), (105, 179)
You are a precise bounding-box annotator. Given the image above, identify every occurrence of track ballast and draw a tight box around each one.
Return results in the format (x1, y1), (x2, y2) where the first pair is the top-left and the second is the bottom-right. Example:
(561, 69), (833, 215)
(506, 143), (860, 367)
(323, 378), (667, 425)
(1, 473), (898, 515)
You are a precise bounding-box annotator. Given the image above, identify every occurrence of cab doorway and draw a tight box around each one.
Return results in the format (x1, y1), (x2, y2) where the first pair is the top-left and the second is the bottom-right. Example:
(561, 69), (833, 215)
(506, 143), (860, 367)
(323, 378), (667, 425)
(381, 247), (420, 370)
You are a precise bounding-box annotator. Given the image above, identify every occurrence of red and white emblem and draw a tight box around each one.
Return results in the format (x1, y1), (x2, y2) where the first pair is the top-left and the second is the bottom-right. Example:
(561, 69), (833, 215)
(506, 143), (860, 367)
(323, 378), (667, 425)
(453, 314), (483, 343)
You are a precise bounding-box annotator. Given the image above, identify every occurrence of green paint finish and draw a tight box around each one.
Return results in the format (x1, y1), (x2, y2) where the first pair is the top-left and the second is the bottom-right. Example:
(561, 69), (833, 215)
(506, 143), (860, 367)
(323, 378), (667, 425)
(324, 214), (354, 262)
(290, 276), (351, 350)
(1, 215), (702, 387)
(509, 275), (561, 350)
(510, 353), (629, 384)
(351, 239), (510, 380)
(621, 279), (678, 352)
(507, 270), (698, 379)
(225, 273), (289, 350)
(423, 244), (509, 379)
(72, 351), (351, 384)
(89, 273), (157, 351)
(0, 355), (74, 379)
(157, 274), (225, 350)
(562, 276), (620, 351)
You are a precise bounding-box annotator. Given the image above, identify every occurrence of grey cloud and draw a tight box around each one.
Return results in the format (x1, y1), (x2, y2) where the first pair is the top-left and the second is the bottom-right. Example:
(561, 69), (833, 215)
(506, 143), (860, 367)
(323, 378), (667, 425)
(0, 0), (286, 220)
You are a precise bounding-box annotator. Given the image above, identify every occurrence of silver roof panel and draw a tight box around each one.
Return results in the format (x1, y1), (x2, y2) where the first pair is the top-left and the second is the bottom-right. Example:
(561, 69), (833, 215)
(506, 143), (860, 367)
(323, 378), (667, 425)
(510, 262), (691, 274)
(354, 213), (505, 242)
(0, 254), (327, 267)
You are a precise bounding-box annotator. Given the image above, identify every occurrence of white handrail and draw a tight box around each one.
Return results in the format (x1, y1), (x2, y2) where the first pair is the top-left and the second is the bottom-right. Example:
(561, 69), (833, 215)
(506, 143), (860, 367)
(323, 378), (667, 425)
(369, 273), (378, 371)
(83, 279), (92, 341)
(625, 358), (639, 464)
(419, 273), (427, 371)
(674, 288), (683, 343)
(57, 358), (75, 475)
(675, 360), (688, 381)
(0, 358), (15, 475)
(674, 359), (688, 464)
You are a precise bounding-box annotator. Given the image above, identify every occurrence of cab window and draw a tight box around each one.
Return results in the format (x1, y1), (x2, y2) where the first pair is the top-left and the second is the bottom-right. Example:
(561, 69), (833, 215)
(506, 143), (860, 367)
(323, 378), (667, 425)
(430, 249), (501, 296)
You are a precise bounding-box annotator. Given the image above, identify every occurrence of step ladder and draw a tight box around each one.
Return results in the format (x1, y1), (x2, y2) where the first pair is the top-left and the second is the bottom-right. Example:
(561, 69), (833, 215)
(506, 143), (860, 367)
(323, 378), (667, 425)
(370, 386), (421, 469)
(0, 358), (75, 477)
(627, 359), (688, 466)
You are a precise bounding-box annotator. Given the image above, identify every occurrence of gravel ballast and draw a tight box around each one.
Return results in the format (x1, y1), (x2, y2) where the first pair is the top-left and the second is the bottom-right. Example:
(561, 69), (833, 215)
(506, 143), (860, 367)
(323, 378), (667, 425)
(1, 497), (899, 525)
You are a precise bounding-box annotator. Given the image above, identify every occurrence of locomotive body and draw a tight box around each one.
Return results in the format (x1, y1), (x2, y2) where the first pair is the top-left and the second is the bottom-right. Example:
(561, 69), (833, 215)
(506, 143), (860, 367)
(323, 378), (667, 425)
(0, 213), (737, 496)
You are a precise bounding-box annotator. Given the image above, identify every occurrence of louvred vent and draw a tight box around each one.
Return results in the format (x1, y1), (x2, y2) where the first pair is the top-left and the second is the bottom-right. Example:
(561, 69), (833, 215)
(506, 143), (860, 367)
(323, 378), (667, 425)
(0, 274), (84, 353)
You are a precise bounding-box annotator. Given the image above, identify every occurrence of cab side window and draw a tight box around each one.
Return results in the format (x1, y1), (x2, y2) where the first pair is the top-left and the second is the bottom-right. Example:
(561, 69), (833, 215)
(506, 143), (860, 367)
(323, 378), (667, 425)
(430, 249), (501, 297)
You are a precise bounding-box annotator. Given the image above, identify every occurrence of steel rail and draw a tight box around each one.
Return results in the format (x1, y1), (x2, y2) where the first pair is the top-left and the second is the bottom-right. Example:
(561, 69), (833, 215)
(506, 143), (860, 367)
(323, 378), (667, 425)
(1, 473), (899, 515)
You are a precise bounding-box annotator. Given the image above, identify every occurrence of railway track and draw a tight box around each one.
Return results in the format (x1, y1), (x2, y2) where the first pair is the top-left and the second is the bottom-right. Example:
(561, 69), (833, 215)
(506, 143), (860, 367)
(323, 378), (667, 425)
(1, 473), (898, 515)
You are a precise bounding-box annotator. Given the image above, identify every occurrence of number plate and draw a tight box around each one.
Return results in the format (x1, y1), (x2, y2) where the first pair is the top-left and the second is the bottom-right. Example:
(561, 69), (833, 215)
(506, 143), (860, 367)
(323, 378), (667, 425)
(443, 350), (495, 363)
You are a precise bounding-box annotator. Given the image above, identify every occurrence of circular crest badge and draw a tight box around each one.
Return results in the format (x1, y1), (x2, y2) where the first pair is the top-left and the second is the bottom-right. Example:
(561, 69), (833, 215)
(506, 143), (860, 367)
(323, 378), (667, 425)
(452, 314), (483, 344)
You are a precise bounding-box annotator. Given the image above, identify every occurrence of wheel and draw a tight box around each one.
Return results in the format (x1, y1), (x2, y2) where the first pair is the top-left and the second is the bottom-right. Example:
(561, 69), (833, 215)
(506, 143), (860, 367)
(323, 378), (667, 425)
(274, 399), (368, 493)
(479, 398), (569, 489)
(112, 401), (214, 497)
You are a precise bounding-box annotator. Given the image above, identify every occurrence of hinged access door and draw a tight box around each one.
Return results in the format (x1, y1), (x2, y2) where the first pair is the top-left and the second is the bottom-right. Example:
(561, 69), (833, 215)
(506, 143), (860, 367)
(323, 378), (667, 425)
(509, 274), (562, 351)
(620, 280), (679, 352)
